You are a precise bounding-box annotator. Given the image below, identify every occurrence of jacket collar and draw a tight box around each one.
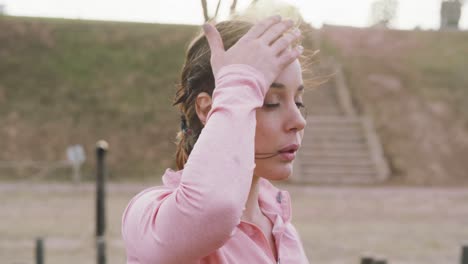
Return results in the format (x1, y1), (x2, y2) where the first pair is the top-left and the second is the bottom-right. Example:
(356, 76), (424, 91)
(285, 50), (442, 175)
(162, 168), (292, 224)
(258, 178), (292, 224)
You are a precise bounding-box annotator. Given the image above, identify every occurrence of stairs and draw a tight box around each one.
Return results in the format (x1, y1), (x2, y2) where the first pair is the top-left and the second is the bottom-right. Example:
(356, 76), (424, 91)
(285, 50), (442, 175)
(293, 116), (389, 184)
(303, 79), (343, 116)
(291, 26), (390, 184)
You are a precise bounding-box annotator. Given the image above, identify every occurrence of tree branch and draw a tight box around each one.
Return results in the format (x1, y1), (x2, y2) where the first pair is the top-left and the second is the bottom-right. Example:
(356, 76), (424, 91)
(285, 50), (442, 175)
(214, 0), (222, 20)
(201, 0), (210, 22)
(230, 0), (237, 16)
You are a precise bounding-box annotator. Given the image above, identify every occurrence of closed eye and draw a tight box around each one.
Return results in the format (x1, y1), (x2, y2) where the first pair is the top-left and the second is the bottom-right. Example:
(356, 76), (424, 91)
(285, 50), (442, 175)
(296, 102), (305, 108)
(263, 102), (306, 108)
(263, 103), (280, 108)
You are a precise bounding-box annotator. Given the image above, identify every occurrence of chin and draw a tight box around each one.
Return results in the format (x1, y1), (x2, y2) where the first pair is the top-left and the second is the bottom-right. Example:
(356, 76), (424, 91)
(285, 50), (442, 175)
(254, 161), (294, 181)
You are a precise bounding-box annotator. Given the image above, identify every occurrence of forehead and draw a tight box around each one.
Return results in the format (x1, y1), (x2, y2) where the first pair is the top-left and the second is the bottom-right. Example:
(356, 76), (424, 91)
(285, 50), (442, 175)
(271, 59), (303, 93)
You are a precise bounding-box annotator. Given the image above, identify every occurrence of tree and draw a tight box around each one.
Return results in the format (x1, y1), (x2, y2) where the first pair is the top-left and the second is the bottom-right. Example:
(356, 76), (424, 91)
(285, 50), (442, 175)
(200, 0), (223, 22)
(440, 0), (464, 30)
(369, 0), (399, 27)
(230, 0), (238, 16)
(239, 0), (303, 22)
(201, 0), (209, 22)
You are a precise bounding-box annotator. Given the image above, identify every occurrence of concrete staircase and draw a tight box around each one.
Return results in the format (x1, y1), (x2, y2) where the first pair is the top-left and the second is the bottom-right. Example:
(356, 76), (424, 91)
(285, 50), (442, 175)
(294, 115), (389, 184)
(291, 28), (390, 184)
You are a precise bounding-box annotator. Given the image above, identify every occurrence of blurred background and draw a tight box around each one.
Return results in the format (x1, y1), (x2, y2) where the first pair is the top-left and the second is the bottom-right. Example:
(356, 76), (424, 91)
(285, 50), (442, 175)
(1, 0), (468, 263)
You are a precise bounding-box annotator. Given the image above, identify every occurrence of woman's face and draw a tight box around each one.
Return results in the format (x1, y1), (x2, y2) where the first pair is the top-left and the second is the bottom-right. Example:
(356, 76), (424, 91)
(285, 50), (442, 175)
(254, 59), (306, 181)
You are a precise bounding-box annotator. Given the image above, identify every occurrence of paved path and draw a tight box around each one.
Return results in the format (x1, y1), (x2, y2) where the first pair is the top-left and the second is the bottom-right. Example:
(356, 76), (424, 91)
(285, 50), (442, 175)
(1, 182), (468, 264)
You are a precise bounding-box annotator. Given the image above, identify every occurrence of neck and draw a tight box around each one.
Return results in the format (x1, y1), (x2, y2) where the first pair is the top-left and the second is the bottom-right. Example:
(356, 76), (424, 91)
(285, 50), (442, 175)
(241, 175), (264, 223)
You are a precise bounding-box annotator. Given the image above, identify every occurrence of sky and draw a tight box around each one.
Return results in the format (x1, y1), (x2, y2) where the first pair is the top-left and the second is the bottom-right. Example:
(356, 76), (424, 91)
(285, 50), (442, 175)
(1, 0), (468, 30)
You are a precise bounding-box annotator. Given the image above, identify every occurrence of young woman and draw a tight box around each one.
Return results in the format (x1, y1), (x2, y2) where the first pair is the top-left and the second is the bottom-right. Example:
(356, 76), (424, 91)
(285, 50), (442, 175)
(122, 15), (309, 264)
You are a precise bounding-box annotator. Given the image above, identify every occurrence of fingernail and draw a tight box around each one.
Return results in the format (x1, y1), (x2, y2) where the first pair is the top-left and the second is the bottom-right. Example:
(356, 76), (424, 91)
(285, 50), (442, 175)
(285, 19), (294, 26)
(293, 28), (301, 36)
(297, 45), (304, 53)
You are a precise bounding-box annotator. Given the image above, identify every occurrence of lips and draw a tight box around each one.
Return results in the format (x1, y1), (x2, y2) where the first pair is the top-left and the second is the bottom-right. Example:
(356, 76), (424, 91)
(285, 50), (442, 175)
(278, 144), (300, 153)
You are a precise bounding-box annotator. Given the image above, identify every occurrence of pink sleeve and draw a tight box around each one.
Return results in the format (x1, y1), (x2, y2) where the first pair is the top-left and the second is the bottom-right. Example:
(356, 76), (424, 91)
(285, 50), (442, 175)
(122, 64), (268, 263)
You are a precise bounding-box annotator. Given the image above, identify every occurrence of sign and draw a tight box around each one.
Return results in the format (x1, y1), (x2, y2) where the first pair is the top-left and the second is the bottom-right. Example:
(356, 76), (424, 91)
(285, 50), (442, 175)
(67, 145), (86, 166)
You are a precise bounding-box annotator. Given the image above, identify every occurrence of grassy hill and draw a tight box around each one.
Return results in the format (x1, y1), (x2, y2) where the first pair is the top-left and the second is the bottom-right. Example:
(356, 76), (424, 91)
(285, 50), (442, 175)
(1, 16), (467, 185)
(319, 25), (468, 185)
(0, 16), (198, 182)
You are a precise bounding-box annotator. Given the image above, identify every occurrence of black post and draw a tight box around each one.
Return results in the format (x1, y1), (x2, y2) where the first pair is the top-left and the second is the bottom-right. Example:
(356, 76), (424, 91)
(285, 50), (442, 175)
(35, 237), (44, 264)
(462, 244), (468, 264)
(96, 140), (108, 237)
(97, 236), (106, 264)
(361, 256), (374, 264)
(373, 259), (387, 264)
(95, 140), (108, 264)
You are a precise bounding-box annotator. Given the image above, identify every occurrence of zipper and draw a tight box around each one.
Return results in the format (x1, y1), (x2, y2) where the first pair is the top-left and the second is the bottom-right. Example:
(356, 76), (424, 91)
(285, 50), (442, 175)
(241, 221), (279, 263)
(276, 230), (282, 264)
(276, 191), (283, 264)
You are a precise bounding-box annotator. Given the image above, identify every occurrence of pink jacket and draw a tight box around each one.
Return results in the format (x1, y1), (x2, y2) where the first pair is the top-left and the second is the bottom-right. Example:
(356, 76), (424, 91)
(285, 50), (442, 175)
(121, 64), (309, 264)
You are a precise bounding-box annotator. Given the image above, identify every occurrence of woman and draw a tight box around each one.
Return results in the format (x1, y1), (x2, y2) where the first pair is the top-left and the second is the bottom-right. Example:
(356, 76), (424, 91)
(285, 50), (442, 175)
(122, 15), (310, 263)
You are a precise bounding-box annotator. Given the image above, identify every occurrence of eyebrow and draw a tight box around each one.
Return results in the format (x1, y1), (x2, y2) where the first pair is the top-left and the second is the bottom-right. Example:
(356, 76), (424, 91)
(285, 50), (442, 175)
(270, 82), (304, 92)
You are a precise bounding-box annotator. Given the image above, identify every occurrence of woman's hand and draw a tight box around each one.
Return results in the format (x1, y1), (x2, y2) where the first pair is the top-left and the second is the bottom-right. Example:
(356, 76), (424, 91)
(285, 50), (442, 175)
(203, 15), (303, 86)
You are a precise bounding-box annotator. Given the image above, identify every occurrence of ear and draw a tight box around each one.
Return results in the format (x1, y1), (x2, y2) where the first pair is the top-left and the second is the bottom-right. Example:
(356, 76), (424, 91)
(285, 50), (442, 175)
(195, 92), (212, 125)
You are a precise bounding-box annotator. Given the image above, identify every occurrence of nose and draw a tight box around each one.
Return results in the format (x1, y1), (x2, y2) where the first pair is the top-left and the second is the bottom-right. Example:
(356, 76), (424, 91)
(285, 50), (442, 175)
(285, 103), (306, 132)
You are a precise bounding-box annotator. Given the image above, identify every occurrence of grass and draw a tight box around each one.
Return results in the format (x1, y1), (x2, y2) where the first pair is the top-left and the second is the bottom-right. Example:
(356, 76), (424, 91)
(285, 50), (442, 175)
(0, 16), (198, 181)
(406, 30), (468, 116)
(1, 16), (468, 184)
(319, 25), (468, 185)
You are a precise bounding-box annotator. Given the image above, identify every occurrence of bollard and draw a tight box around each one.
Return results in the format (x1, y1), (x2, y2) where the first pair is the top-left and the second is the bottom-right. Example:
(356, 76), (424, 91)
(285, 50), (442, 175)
(35, 237), (44, 264)
(361, 257), (374, 264)
(462, 244), (468, 264)
(96, 140), (108, 237)
(97, 236), (106, 264)
(373, 258), (387, 264)
(95, 140), (108, 264)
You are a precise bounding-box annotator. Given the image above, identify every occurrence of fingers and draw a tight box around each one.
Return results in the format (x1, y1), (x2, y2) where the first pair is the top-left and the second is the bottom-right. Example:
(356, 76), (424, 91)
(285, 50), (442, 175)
(260, 19), (295, 45)
(278, 45), (304, 66)
(271, 28), (301, 55)
(203, 23), (224, 57)
(242, 15), (282, 40)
